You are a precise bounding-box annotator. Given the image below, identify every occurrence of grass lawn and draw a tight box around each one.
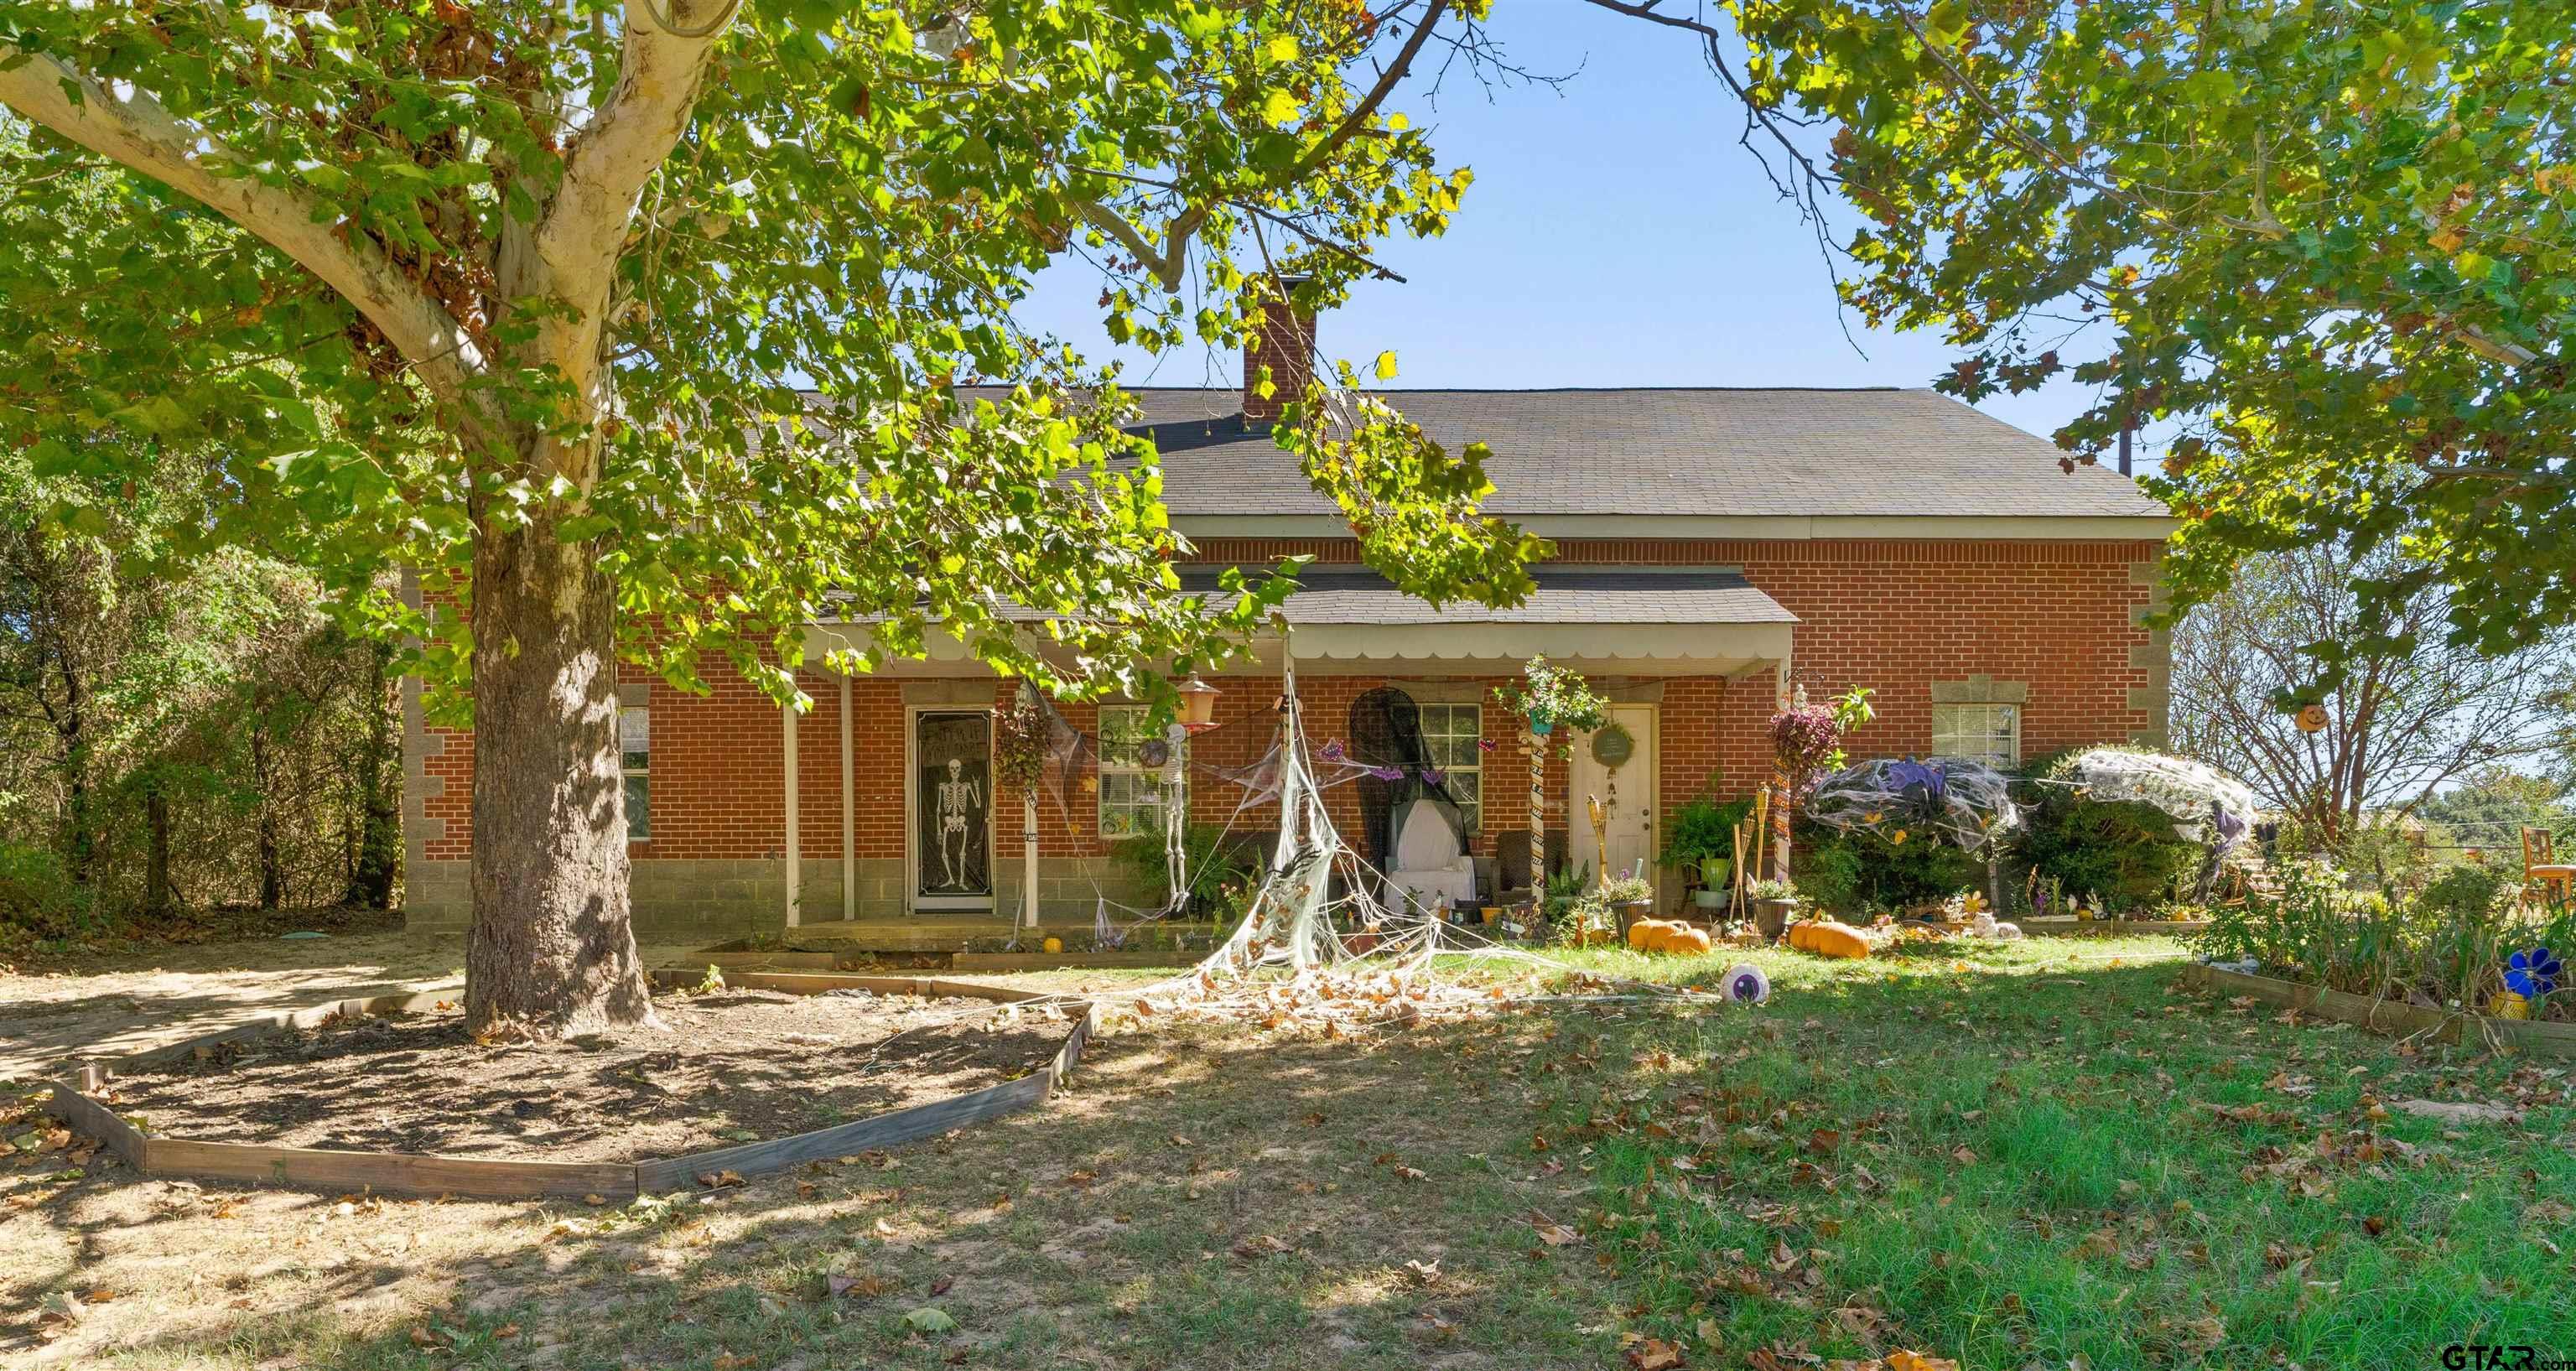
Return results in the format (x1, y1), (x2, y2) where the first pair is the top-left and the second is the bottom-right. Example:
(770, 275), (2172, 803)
(4, 932), (2568, 1369)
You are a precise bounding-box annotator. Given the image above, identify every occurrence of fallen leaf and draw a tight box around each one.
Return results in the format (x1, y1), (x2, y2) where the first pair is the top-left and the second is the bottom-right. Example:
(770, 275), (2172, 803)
(904, 1306), (958, 1334)
(1624, 1336), (1686, 1369)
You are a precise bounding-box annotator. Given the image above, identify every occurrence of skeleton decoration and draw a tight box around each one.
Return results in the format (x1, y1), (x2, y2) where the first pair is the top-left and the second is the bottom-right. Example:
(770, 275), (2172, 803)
(915, 712), (991, 896)
(936, 756), (984, 891)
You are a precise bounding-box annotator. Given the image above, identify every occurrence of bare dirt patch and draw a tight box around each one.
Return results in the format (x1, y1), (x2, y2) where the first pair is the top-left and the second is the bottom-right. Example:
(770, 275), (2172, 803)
(104, 987), (1078, 1163)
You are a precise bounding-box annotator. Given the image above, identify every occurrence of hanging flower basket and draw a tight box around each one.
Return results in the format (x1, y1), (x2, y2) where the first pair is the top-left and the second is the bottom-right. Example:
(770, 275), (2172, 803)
(1495, 656), (1609, 742)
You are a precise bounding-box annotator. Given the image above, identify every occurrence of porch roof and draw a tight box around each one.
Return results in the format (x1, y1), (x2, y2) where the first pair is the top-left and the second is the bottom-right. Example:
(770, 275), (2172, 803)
(1183, 564), (1794, 627)
(808, 565), (1794, 676)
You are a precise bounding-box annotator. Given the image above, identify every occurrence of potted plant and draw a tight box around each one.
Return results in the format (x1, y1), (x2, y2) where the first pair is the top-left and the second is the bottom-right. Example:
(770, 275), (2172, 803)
(1747, 877), (1800, 942)
(1493, 655), (1611, 740)
(1597, 873), (1655, 937)
(1660, 792), (1754, 909)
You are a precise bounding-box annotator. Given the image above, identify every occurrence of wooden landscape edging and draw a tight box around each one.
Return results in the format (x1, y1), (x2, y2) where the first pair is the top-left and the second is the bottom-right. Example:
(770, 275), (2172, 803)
(2020, 917), (2213, 937)
(44, 973), (1100, 1203)
(680, 948), (1185, 974)
(2184, 964), (2576, 1057)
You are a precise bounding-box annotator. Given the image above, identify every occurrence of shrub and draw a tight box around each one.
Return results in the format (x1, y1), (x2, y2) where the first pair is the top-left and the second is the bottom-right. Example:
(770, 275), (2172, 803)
(1790, 820), (1982, 916)
(1108, 823), (1259, 918)
(2011, 751), (2205, 912)
(0, 841), (101, 954)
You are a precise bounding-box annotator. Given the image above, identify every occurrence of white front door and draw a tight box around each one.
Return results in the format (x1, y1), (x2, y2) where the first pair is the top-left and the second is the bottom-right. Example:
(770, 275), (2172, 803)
(1570, 704), (1659, 885)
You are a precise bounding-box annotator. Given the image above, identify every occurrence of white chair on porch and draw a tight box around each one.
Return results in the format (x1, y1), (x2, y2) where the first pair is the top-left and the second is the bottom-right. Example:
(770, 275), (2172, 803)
(1381, 797), (1476, 915)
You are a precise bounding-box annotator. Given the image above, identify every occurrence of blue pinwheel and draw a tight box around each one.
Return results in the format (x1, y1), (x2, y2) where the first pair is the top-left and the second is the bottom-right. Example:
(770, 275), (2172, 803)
(2506, 947), (2563, 1000)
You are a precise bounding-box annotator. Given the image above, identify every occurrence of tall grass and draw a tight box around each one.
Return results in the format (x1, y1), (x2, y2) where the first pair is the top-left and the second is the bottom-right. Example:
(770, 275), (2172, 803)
(2205, 858), (2576, 1016)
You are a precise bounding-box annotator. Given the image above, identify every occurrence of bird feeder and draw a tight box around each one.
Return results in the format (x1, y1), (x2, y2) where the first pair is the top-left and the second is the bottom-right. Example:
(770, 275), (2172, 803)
(1176, 673), (1221, 735)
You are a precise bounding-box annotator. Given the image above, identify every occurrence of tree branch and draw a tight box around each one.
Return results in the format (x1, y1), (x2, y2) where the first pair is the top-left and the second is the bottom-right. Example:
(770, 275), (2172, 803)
(0, 47), (491, 413)
(538, 0), (734, 286)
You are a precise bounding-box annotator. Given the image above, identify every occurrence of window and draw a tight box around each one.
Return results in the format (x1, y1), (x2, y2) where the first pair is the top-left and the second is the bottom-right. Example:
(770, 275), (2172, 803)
(1097, 705), (1177, 838)
(620, 704), (651, 841)
(1931, 702), (2020, 767)
(1416, 703), (1483, 830)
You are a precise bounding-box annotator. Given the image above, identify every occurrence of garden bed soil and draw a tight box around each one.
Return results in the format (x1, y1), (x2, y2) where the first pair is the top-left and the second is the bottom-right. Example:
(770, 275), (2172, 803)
(103, 987), (1078, 1164)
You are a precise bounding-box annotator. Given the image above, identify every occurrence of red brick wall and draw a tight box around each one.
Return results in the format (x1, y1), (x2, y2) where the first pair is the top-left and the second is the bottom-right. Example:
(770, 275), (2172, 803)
(419, 537), (2157, 865)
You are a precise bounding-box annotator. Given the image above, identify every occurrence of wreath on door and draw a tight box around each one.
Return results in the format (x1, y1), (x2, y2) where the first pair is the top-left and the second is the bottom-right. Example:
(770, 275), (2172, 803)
(1591, 721), (1635, 770)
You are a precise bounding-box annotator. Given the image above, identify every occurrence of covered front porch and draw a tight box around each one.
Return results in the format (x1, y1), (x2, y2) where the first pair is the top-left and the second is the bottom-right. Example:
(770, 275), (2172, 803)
(757, 565), (1798, 942)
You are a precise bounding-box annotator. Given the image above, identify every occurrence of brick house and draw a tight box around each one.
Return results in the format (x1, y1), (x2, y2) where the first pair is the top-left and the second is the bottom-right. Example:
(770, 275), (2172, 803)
(402, 307), (2174, 940)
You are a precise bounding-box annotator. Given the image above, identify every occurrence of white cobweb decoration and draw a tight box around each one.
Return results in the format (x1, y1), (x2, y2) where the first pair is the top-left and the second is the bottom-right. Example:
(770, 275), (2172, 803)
(1804, 756), (2021, 853)
(2055, 747), (2258, 846)
(1092, 638), (1713, 1031)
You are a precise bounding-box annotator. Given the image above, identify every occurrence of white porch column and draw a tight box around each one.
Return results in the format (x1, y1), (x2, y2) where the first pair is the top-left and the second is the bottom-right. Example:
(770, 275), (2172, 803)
(839, 673), (855, 922)
(783, 698), (801, 927)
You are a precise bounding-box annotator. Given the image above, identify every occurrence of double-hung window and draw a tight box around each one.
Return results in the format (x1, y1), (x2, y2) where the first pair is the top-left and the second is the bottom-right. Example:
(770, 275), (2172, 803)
(1416, 703), (1483, 830)
(620, 704), (652, 840)
(1097, 705), (1175, 837)
(1930, 702), (2020, 768)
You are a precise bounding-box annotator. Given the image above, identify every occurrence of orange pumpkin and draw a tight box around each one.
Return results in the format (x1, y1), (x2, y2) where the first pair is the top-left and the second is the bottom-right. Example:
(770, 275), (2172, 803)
(1787, 919), (1870, 959)
(1670, 926), (1713, 955)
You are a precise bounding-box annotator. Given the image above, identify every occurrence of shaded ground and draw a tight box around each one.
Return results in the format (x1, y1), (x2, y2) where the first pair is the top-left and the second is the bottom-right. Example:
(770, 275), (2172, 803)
(108, 988), (1090, 1163)
(3, 931), (2568, 1370)
(0, 932), (709, 1078)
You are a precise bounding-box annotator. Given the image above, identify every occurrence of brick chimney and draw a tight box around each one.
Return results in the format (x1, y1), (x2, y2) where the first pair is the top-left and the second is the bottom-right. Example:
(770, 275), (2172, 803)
(1240, 274), (1315, 428)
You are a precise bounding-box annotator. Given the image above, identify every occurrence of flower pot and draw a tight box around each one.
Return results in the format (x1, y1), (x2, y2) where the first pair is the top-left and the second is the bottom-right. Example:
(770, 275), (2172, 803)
(1616, 899), (1654, 939)
(1480, 906), (1500, 925)
(1529, 717), (1554, 736)
(1753, 897), (1796, 942)
(1690, 887), (1727, 911)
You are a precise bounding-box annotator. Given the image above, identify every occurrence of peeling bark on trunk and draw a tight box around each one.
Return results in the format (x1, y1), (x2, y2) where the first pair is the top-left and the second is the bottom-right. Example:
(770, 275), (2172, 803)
(463, 514), (654, 1038)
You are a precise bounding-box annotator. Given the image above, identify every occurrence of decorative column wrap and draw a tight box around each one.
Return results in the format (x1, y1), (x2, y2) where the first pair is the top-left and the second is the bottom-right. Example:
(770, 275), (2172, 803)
(1528, 729), (1545, 901)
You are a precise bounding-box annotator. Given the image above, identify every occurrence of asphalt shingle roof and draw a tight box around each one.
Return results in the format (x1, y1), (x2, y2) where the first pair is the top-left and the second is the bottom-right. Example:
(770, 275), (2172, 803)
(1087, 387), (2167, 519)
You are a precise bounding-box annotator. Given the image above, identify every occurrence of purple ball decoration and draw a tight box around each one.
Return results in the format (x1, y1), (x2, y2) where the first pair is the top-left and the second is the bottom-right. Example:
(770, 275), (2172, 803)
(1722, 963), (1771, 1005)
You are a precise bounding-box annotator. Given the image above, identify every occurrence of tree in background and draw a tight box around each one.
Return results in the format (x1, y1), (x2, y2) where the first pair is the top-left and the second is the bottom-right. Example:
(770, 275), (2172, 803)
(0, 438), (399, 938)
(2418, 767), (2576, 856)
(0, 1), (1539, 1036)
(1591, 0), (2576, 668)
(2168, 543), (2574, 843)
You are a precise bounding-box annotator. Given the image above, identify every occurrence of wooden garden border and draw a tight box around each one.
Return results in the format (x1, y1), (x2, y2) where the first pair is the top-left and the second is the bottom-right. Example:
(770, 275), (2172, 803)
(41, 973), (1099, 1202)
(2183, 964), (2576, 1058)
(683, 948), (1186, 974)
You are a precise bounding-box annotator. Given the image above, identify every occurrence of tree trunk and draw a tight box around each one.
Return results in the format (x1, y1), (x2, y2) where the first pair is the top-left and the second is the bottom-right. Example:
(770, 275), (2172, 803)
(251, 713), (284, 909)
(463, 514), (654, 1039)
(345, 636), (402, 909)
(144, 782), (172, 915)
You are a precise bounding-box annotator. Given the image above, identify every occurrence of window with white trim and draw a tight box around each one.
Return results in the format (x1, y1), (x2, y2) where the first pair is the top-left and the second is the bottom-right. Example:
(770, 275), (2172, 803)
(1930, 702), (2020, 768)
(1097, 705), (1177, 838)
(1417, 703), (1483, 830)
(619, 704), (652, 841)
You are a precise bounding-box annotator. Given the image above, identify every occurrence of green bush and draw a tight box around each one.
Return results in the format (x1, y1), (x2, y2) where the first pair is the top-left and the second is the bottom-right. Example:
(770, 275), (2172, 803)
(0, 841), (101, 954)
(2011, 752), (2205, 912)
(1108, 823), (1259, 919)
(1790, 820), (1982, 916)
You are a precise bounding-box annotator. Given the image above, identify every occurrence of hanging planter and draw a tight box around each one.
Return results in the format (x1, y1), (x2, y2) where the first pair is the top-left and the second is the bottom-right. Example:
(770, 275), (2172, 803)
(1494, 655), (1609, 745)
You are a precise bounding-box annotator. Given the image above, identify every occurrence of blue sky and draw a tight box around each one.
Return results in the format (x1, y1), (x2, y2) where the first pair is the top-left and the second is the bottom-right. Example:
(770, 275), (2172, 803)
(1010, 1), (2122, 458)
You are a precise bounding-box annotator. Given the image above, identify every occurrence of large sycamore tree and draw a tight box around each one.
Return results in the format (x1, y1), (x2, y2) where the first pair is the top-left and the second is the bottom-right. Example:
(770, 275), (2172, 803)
(1595, 0), (2575, 662)
(0, 0), (1535, 1036)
